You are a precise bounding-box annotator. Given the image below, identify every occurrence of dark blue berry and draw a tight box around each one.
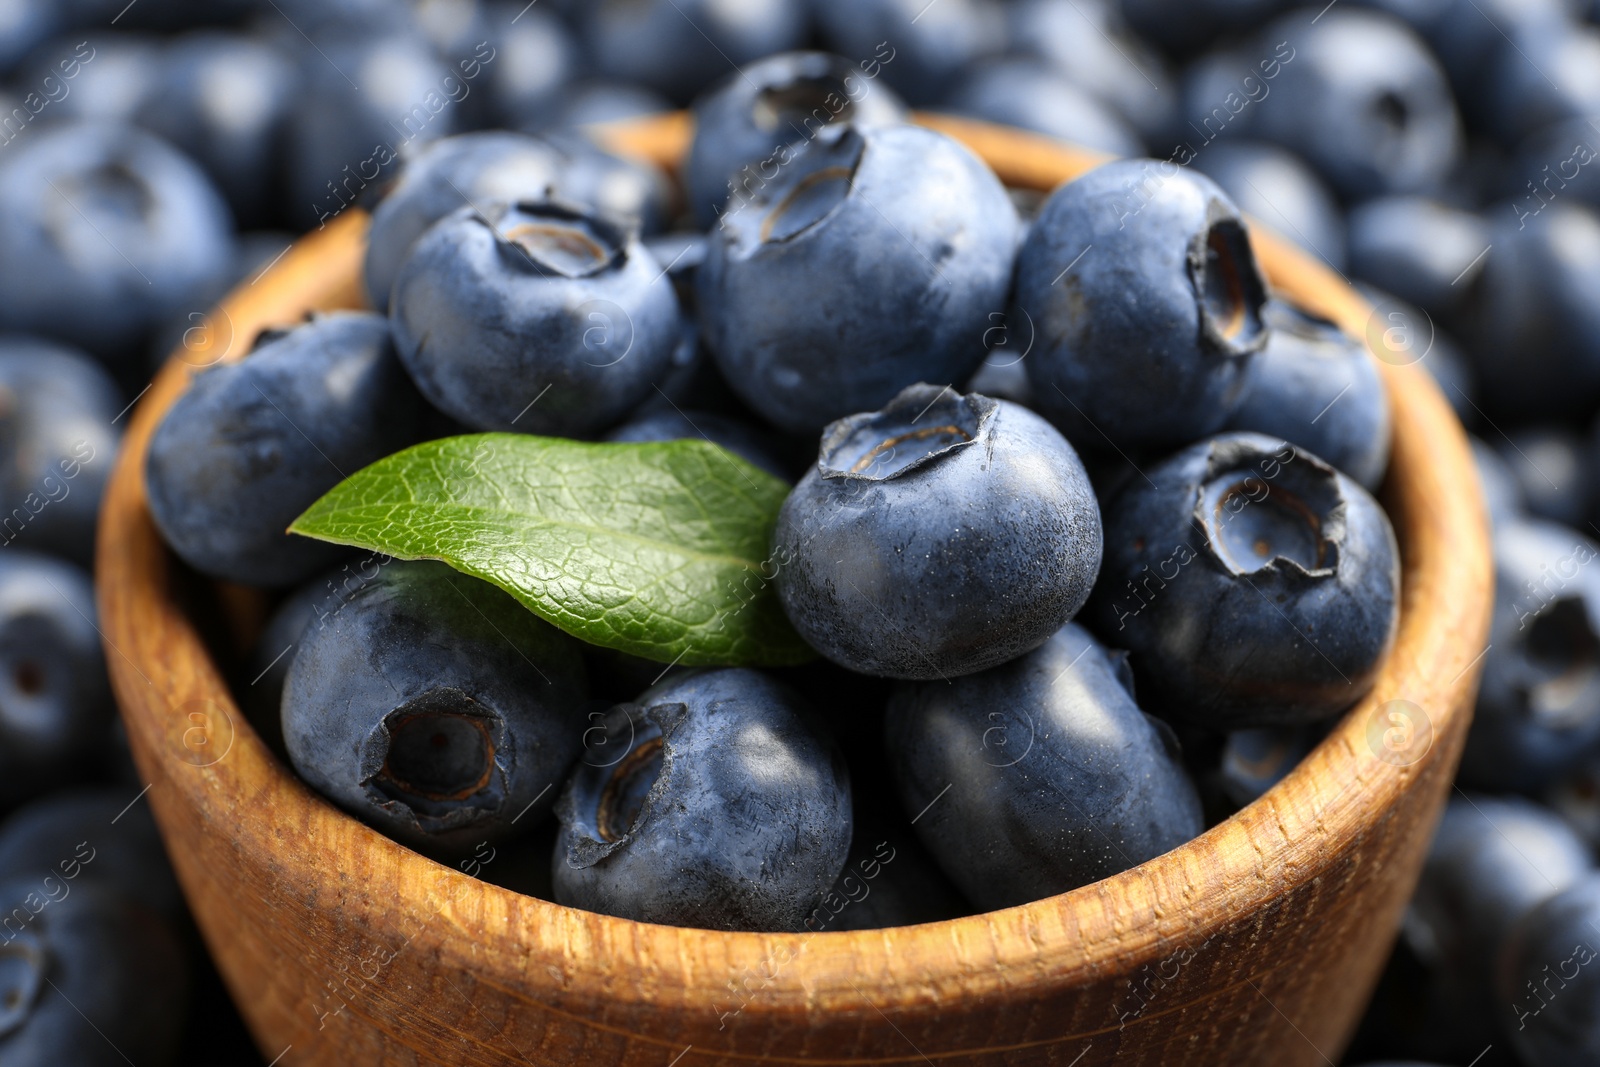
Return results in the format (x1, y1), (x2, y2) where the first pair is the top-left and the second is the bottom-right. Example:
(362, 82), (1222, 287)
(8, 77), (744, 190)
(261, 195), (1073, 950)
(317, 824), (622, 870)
(553, 668), (851, 931)
(282, 560), (589, 857)
(775, 384), (1102, 679)
(885, 622), (1204, 910)
(1090, 432), (1400, 728)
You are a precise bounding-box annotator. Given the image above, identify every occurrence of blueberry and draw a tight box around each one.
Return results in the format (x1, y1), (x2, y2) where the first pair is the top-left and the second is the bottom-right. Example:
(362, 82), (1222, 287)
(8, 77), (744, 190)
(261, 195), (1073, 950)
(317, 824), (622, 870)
(813, 0), (1006, 106)
(1497, 873), (1600, 1065)
(1005, 0), (1176, 143)
(0, 879), (187, 1067)
(481, 4), (582, 129)
(363, 132), (567, 312)
(1013, 158), (1267, 451)
(603, 408), (788, 481)
(289, 33), (459, 229)
(0, 787), (181, 920)
(1459, 518), (1600, 792)
(390, 200), (679, 435)
(1089, 433), (1400, 728)
(0, 552), (111, 811)
(1411, 795), (1590, 981)
(1191, 141), (1346, 269)
(241, 557), (393, 757)
(1496, 428), (1593, 528)
(1405, 0), (1570, 121)
(1509, 116), (1600, 215)
(0, 336), (121, 564)
(1465, 201), (1600, 423)
(1247, 8), (1463, 200)
(541, 130), (674, 237)
(22, 33), (160, 127)
(1404, 795), (1592, 1067)
(146, 311), (422, 587)
(774, 384), (1102, 680)
(1483, 22), (1600, 146)
(134, 31), (296, 229)
(945, 59), (1144, 157)
(1346, 197), (1490, 322)
(0, 120), (234, 361)
(553, 668), (851, 931)
(578, 0), (809, 103)
(283, 560), (588, 856)
(686, 50), (908, 228)
(698, 125), (1019, 435)
(1215, 724), (1322, 807)
(1223, 298), (1392, 490)
(885, 622), (1204, 911)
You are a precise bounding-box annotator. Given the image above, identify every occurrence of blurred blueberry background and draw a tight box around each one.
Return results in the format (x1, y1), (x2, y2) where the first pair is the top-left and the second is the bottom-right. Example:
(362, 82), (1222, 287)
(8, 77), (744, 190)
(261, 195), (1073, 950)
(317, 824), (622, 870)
(2, 0), (1600, 1064)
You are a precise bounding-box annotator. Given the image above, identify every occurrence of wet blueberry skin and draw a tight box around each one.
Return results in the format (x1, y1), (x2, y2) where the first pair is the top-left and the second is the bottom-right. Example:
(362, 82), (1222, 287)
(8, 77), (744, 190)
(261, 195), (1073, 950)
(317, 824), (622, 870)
(775, 384), (1103, 680)
(390, 200), (680, 436)
(885, 622), (1204, 911)
(603, 408), (788, 481)
(553, 668), (852, 932)
(0, 337), (121, 565)
(1498, 873), (1600, 1066)
(946, 58), (1144, 158)
(282, 561), (589, 857)
(698, 124), (1020, 436)
(1224, 299), (1392, 491)
(146, 311), (422, 587)
(1458, 518), (1600, 792)
(1191, 140), (1346, 270)
(0, 120), (235, 361)
(1013, 158), (1267, 452)
(1089, 433), (1401, 729)
(686, 50), (908, 228)
(0, 878), (188, 1067)
(0, 552), (112, 810)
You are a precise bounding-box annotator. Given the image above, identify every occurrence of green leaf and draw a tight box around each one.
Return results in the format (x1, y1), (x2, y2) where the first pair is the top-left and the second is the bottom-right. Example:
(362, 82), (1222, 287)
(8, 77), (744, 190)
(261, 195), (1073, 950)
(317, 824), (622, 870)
(289, 433), (813, 667)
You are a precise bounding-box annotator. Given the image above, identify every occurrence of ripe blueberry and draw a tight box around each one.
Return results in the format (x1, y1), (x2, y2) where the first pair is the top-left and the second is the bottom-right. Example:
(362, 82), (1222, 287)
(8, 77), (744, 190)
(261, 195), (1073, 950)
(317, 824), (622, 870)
(885, 622), (1204, 910)
(1089, 432), (1400, 728)
(553, 669), (851, 931)
(774, 383), (1102, 680)
(282, 561), (588, 856)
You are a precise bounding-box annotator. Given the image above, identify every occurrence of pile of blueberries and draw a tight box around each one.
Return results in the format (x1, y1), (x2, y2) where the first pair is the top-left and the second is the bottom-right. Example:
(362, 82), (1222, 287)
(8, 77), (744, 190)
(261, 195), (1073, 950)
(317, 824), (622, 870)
(0, 0), (1598, 1064)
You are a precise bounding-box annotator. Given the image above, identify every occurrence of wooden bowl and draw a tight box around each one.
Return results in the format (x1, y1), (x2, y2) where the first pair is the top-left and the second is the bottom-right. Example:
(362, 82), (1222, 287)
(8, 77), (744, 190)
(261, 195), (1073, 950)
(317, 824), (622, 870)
(97, 114), (1492, 1067)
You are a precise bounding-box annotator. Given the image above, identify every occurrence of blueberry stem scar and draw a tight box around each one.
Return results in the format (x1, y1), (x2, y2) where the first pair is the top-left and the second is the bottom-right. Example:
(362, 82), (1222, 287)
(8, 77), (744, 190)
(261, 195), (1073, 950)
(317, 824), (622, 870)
(848, 424), (972, 474)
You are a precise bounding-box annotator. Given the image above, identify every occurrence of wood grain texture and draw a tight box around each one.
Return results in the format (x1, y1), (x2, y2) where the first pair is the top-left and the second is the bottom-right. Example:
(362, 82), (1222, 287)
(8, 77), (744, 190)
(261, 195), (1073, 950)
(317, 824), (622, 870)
(98, 114), (1492, 1067)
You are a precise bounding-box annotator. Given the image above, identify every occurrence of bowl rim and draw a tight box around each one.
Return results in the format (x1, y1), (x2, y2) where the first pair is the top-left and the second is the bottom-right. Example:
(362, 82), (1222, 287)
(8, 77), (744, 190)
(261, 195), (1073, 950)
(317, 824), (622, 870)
(97, 111), (1492, 1032)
